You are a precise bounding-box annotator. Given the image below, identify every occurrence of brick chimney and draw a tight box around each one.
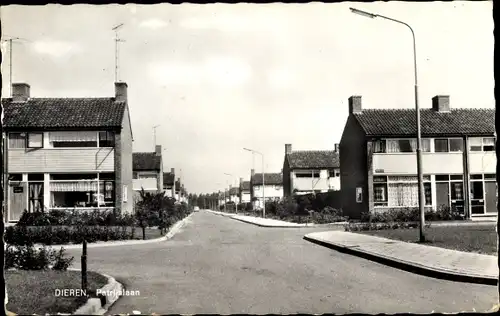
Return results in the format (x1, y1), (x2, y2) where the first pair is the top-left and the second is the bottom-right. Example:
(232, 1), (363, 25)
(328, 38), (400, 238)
(115, 82), (128, 102)
(334, 143), (339, 153)
(432, 95), (450, 112)
(348, 95), (362, 114)
(285, 144), (292, 154)
(251, 169), (255, 177)
(171, 168), (175, 174)
(155, 145), (162, 156)
(12, 83), (30, 102)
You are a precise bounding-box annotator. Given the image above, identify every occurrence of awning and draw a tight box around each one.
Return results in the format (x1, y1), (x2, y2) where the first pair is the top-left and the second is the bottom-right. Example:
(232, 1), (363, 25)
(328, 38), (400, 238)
(50, 181), (98, 192)
(49, 131), (98, 142)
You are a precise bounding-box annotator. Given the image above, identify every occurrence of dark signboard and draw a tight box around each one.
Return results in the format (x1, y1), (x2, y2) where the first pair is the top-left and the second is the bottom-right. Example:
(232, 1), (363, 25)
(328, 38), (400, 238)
(13, 186), (24, 193)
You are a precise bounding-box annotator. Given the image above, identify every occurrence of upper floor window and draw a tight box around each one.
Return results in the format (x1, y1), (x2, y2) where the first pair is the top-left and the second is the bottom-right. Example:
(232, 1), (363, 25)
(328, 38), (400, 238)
(27, 133), (43, 149)
(328, 170), (340, 177)
(375, 139), (431, 153)
(469, 137), (495, 152)
(99, 131), (115, 147)
(137, 172), (157, 179)
(296, 171), (320, 178)
(50, 131), (97, 148)
(435, 138), (463, 152)
(8, 133), (26, 148)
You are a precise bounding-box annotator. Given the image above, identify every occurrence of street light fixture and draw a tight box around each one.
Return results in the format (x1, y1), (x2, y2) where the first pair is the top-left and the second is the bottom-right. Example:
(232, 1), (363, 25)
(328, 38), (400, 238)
(243, 148), (265, 218)
(350, 7), (426, 242)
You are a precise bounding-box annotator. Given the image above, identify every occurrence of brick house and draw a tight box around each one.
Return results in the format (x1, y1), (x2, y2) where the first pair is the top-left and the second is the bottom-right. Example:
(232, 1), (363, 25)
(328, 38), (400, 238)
(339, 95), (496, 220)
(250, 169), (283, 209)
(282, 144), (340, 197)
(2, 82), (134, 222)
(163, 168), (176, 198)
(239, 177), (251, 203)
(132, 145), (163, 201)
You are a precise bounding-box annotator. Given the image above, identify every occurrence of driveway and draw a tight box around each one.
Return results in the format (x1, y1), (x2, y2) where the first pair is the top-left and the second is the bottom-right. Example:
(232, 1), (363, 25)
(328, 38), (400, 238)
(66, 211), (497, 314)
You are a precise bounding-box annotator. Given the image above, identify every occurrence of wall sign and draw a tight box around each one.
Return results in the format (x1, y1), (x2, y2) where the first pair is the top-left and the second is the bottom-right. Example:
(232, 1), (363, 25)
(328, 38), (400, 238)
(13, 186), (24, 193)
(356, 187), (363, 203)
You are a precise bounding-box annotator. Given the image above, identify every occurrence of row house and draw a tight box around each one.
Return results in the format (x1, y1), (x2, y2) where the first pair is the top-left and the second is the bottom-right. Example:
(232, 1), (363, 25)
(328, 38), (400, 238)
(239, 178), (251, 203)
(250, 169), (283, 209)
(2, 82), (134, 222)
(132, 145), (163, 202)
(175, 178), (187, 203)
(228, 187), (240, 204)
(340, 95), (496, 220)
(282, 144), (341, 197)
(163, 168), (176, 198)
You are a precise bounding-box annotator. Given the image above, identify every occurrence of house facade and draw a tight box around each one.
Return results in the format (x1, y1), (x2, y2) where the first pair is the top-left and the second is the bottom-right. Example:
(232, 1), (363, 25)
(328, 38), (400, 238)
(282, 144), (341, 197)
(250, 169), (283, 209)
(239, 177), (251, 203)
(2, 82), (134, 222)
(340, 95), (496, 220)
(163, 168), (176, 198)
(228, 187), (240, 204)
(132, 145), (163, 201)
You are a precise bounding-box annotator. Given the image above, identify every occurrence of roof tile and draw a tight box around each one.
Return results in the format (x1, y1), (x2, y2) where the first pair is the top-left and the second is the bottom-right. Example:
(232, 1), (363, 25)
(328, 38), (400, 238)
(133, 153), (161, 171)
(252, 173), (283, 185)
(287, 151), (339, 169)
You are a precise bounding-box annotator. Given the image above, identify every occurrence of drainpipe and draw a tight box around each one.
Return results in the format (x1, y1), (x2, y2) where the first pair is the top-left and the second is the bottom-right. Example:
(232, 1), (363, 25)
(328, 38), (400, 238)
(463, 136), (471, 219)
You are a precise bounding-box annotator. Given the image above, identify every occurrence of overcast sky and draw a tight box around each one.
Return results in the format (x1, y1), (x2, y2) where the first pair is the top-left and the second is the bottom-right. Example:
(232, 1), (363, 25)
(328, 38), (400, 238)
(1, 1), (494, 194)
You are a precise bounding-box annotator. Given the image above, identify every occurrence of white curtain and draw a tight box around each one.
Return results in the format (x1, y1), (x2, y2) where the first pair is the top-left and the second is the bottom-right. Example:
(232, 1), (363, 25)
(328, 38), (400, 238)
(388, 183), (419, 207)
(386, 139), (430, 153)
(49, 131), (97, 142)
(50, 181), (98, 192)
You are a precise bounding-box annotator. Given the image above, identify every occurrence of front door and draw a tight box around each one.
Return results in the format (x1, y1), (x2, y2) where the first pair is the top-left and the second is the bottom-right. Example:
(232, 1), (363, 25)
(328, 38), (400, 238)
(484, 181), (497, 214)
(470, 180), (485, 215)
(9, 183), (27, 221)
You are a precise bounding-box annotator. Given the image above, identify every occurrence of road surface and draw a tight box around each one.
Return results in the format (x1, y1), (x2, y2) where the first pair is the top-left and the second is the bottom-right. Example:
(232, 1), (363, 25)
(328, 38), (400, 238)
(66, 210), (497, 314)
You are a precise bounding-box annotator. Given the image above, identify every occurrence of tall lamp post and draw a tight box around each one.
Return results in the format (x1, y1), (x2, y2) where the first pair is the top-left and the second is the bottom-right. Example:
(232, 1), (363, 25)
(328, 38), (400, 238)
(243, 148), (265, 218)
(350, 7), (425, 242)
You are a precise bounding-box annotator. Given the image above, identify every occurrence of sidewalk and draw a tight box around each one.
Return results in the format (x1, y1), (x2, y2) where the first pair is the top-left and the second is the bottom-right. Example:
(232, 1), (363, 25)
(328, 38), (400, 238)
(304, 231), (498, 286)
(205, 209), (347, 228)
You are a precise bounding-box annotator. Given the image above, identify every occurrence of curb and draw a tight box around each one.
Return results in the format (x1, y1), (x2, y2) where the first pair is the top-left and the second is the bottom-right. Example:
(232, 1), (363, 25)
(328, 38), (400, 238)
(8, 212), (196, 250)
(303, 235), (498, 286)
(72, 270), (124, 315)
(205, 209), (347, 228)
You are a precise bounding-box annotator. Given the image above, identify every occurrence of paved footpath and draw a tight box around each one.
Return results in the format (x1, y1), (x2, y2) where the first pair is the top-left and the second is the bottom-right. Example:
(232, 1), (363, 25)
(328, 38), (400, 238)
(304, 231), (498, 285)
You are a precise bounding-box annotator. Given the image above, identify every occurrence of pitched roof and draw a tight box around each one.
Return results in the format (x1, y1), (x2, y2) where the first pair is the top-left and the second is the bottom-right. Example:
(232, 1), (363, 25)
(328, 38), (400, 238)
(240, 181), (251, 191)
(353, 108), (495, 137)
(133, 153), (161, 171)
(2, 98), (126, 130)
(287, 150), (339, 169)
(252, 173), (283, 185)
(163, 172), (175, 186)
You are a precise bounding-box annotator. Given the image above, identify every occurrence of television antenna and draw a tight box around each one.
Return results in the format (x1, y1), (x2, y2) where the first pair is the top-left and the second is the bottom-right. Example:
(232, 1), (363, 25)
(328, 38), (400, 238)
(1, 36), (31, 96)
(112, 23), (126, 82)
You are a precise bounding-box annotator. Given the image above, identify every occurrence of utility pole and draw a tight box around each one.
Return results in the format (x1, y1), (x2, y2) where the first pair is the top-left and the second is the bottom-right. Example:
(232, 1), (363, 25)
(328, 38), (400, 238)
(112, 23), (125, 82)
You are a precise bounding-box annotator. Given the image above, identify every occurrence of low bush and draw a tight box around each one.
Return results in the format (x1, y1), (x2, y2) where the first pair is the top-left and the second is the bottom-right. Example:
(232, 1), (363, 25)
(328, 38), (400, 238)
(344, 222), (432, 232)
(360, 206), (465, 224)
(16, 209), (136, 227)
(5, 244), (74, 271)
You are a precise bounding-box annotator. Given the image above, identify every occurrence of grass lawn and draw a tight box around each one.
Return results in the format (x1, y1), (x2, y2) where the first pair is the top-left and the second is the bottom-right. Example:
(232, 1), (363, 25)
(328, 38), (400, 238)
(5, 270), (108, 315)
(359, 225), (497, 256)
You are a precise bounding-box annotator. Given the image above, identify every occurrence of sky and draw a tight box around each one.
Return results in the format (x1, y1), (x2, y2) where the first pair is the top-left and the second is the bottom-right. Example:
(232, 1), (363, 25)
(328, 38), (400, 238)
(0, 1), (494, 195)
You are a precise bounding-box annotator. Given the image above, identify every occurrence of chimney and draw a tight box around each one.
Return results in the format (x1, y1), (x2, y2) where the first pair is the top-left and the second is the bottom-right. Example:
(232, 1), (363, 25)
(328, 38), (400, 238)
(240, 177), (243, 185)
(171, 168), (175, 174)
(432, 95), (450, 112)
(12, 83), (30, 102)
(348, 95), (362, 114)
(285, 144), (292, 154)
(251, 169), (255, 178)
(334, 143), (339, 153)
(115, 82), (128, 102)
(155, 145), (161, 156)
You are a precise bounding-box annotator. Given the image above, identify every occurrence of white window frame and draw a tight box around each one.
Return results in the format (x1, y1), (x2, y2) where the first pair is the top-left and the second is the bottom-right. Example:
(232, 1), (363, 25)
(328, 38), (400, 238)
(376, 138), (431, 154)
(469, 137), (496, 152)
(373, 175), (432, 208)
(27, 133), (44, 149)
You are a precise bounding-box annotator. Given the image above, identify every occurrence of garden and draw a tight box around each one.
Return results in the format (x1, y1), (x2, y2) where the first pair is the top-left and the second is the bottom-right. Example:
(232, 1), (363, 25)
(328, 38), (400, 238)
(5, 189), (193, 315)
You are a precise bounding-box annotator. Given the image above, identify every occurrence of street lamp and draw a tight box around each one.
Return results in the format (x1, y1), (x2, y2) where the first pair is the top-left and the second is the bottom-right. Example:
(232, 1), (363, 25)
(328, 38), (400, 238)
(350, 7), (426, 242)
(243, 148), (265, 218)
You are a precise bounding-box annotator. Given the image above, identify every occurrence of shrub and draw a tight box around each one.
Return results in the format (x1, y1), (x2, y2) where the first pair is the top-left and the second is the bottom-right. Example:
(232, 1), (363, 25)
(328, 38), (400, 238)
(5, 244), (74, 271)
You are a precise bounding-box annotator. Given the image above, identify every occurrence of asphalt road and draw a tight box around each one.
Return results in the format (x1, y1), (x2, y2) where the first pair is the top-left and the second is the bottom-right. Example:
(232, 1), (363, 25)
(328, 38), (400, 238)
(66, 210), (497, 314)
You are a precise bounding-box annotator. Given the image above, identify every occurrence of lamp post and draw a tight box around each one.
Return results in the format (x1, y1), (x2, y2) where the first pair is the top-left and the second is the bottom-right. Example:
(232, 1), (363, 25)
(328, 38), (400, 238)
(350, 7), (426, 242)
(243, 148), (265, 218)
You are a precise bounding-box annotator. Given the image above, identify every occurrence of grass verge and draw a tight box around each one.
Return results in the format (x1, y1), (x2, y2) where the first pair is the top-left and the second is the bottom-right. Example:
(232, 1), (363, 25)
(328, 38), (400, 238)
(5, 269), (109, 315)
(359, 225), (497, 255)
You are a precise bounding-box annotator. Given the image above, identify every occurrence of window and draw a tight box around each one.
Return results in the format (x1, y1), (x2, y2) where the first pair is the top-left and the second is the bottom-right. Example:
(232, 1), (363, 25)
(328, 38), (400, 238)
(424, 183), (432, 205)
(52, 141), (97, 148)
(449, 139), (464, 152)
(373, 140), (386, 153)
(296, 172), (320, 178)
(99, 131), (115, 147)
(8, 174), (22, 181)
(8, 133), (26, 148)
(329, 170), (340, 178)
(373, 176), (388, 206)
(469, 137), (495, 152)
(434, 139), (449, 152)
(28, 173), (44, 181)
(386, 176), (432, 207)
(27, 133), (43, 148)
(138, 173), (157, 179)
(386, 139), (431, 153)
(49, 131), (98, 148)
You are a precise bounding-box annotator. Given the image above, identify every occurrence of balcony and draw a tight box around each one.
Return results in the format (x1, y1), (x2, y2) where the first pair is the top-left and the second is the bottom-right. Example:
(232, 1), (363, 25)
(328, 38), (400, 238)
(8, 148), (114, 173)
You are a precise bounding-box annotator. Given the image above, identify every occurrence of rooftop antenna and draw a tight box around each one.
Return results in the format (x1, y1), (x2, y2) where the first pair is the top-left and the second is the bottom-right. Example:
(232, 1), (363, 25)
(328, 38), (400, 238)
(1, 36), (31, 97)
(112, 23), (125, 82)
